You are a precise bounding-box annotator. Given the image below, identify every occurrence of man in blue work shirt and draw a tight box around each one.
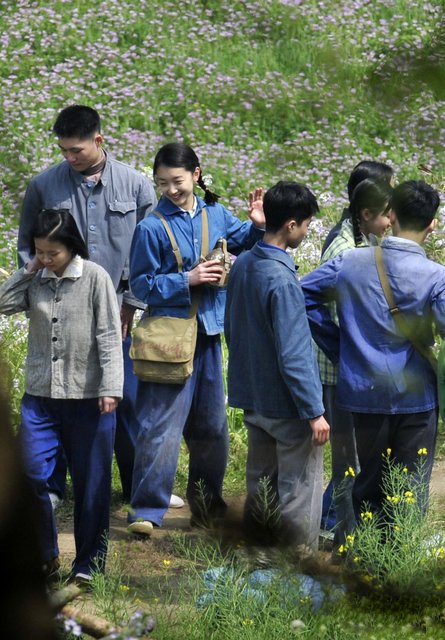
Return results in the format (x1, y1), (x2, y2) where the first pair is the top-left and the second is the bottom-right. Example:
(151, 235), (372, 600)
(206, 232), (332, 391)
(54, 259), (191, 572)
(225, 181), (330, 552)
(302, 180), (444, 519)
(17, 105), (164, 505)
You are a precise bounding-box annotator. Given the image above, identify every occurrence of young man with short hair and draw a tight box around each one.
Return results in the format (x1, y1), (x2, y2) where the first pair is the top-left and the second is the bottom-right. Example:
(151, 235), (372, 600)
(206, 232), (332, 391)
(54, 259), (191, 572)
(224, 181), (330, 551)
(17, 105), (166, 506)
(302, 180), (444, 518)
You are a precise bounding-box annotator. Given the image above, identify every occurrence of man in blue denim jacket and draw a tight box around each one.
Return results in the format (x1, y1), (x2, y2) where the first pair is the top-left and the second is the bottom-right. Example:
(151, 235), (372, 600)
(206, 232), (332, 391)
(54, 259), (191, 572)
(302, 180), (444, 519)
(17, 105), (157, 505)
(225, 181), (330, 551)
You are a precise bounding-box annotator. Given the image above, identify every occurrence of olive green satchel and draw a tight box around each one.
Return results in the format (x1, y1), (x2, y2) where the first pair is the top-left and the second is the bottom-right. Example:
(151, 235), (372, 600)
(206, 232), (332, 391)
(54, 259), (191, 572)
(130, 208), (208, 384)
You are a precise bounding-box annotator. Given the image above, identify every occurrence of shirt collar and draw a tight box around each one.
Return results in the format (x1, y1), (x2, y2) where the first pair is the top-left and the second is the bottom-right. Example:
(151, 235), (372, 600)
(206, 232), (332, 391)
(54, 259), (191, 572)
(252, 241), (299, 273)
(381, 235), (426, 255)
(178, 195), (198, 218)
(41, 255), (84, 280)
(68, 151), (111, 186)
(156, 194), (206, 216)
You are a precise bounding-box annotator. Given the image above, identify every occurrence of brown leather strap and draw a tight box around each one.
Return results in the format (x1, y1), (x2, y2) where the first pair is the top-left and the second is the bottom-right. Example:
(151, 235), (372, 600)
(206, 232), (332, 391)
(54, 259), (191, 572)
(375, 246), (437, 373)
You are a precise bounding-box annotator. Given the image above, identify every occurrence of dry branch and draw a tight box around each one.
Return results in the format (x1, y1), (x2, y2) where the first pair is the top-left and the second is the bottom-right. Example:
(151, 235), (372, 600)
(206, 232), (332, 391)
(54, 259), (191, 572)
(49, 584), (82, 611)
(59, 604), (120, 638)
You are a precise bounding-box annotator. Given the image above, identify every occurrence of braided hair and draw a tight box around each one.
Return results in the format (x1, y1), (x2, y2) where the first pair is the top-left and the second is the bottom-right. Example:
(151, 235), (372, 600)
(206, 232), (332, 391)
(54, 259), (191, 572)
(349, 178), (393, 247)
(153, 142), (219, 205)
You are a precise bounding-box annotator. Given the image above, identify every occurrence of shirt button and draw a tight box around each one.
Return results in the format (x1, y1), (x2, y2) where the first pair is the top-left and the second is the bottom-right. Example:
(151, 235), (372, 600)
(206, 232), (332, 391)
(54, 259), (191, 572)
(88, 201), (97, 209)
(89, 224), (96, 231)
(52, 318), (58, 323)
(52, 337), (57, 342)
(52, 356), (58, 362)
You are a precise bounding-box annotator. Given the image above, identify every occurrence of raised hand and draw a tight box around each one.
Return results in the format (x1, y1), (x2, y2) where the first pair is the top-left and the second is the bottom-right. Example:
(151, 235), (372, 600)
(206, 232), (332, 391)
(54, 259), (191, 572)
(248, 187), (266, 229)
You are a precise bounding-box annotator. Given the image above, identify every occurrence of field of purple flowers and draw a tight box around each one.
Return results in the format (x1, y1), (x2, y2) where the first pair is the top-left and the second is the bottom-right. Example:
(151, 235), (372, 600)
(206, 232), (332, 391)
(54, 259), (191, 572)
(0, 0), (444, 275)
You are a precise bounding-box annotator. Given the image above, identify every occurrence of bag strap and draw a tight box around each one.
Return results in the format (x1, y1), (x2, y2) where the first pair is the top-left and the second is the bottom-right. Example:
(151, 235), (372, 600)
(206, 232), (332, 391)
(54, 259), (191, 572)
(375, 246), (437, 373)
(151, 207), (210, 317)
(152, 211), (183, 272)
(200, 206), (209, 258)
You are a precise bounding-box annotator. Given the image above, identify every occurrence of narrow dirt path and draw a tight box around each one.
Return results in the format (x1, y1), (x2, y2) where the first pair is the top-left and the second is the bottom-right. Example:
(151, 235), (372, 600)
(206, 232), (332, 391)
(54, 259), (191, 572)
(57, 460), (445, 565)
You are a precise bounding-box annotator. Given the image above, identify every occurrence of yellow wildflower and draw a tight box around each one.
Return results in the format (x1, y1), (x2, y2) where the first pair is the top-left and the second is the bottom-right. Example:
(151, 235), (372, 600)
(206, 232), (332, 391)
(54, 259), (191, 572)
(346, 534), (355, 545)
(163, 559), (171, 567)
(120, 585), (130, 593)
(402, 467), (408, 473)
(418, 448), (428, 456)
(361, 511), (373, 521)
(344, 466), (356, 477)
(242, 619), (254, 626)
(338, 544), (346, 554)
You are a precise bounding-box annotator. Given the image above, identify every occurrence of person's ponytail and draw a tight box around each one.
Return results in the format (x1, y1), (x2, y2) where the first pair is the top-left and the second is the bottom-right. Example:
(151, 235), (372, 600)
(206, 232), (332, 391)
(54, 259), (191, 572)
(197, 173), (220, 205)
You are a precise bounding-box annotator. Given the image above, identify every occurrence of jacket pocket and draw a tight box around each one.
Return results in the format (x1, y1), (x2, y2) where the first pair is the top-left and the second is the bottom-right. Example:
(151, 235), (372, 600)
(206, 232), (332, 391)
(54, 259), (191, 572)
(108, 200), (137, 239)
(109, 200), (137, 215)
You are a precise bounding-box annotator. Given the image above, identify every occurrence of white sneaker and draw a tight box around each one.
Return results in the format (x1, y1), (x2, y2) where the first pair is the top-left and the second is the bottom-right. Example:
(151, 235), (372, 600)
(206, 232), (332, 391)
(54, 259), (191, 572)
(128, 520), (154, 536)
(169, 494), (185, 508)
(49, 492), (63, 511)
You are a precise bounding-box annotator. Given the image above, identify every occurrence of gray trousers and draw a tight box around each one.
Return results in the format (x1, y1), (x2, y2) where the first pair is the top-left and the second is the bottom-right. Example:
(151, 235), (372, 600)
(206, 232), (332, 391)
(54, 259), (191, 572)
(243, 410), (324, 551)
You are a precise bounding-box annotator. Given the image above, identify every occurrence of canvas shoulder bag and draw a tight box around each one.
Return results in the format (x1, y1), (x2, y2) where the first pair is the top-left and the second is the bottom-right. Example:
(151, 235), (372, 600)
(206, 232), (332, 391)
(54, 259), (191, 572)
(130, 208), (209, 384)
(374, 245), (437, 375)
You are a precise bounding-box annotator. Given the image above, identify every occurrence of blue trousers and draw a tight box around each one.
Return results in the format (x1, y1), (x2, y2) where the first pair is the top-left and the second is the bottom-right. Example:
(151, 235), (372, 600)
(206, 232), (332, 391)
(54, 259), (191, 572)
(20, 393), (115, 576)
(352, 409), (437, 518)
(48, 335), (140, 502)
(128, 333), (228, 526)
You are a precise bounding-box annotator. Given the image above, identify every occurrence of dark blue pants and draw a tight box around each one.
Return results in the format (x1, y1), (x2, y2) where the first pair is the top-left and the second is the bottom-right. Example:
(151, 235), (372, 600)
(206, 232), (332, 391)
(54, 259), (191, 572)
(352, 409), (437, 518)
(48, 335), (140, 502)
(322, 385), (358, 545)
(20, 393), (115, 576)
(128, 333), (228, 526)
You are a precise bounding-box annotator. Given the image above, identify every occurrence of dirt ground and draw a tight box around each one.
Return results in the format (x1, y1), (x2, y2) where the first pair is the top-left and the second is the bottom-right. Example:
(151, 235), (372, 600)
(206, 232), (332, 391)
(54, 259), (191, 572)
(56, 459), (445, 570)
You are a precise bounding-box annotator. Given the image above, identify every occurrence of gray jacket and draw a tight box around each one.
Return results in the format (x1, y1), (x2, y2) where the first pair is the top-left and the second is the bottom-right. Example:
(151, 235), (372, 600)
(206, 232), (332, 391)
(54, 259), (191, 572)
(17, 154), (157, 307)
(0, 258), (123, 399)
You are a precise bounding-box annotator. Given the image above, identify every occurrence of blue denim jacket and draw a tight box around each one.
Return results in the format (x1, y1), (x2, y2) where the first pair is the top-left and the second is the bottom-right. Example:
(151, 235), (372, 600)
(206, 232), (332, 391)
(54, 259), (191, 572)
(225, 242), (324, 420)
(301, 236), (445, 414)
(129, 195), (263, 335)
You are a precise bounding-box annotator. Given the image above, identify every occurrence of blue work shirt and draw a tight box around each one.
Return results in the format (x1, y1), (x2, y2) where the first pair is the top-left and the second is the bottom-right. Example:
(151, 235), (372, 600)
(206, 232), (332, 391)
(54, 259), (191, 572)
(129, 194), (263, 335)
(224, 242), (324, 420)
(301, 236), (445, 414)
(18, 154), (157, 305)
